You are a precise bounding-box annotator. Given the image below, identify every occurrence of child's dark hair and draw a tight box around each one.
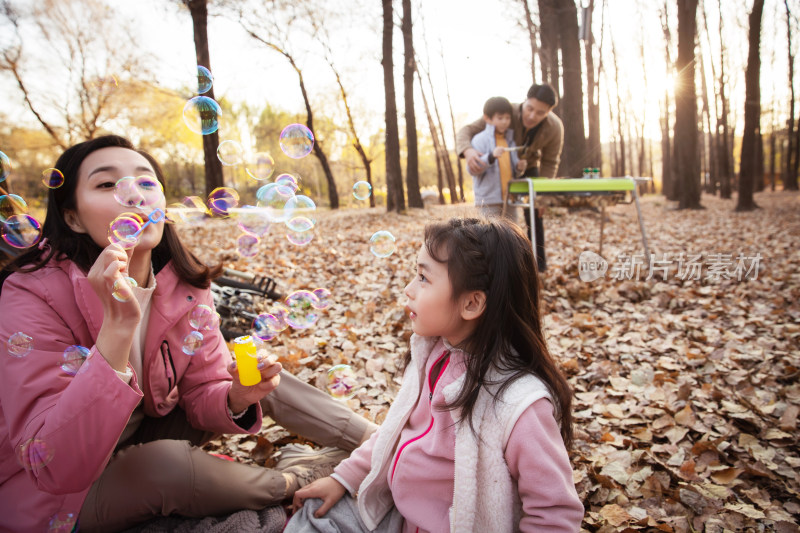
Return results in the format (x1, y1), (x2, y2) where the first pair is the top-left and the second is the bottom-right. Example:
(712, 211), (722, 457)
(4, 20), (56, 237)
(0, 135), (221, 293)
(483, 96), (513, 118)
(526, 83), (558, 107)
(423, 217), (573, 449)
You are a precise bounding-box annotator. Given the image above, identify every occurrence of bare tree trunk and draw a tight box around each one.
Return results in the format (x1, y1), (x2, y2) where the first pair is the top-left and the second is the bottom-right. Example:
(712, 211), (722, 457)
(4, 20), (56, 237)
(441, 45), (465, 202)
(584, 0), (601, 168)
(769, 130), (777, 191)
(675, 0), (702, 209)
(611, 36), (626, 176)
(659, 0), (675, 199)
(737, 0), (764, 210)
(557, 0), (586, 177)
(420, 63), (459, 202)
(716, 0), (733, 198)
(186, 0), (224, 198)
(382, 0), (404, 212)
(417, 71), (445, 204)
(784, 0), (798, 189)
(520, 0), (539, 84)
(402, 0), (422, 208)
(699, 37), (717, 194)
(538, 0), (559, 92)
(701, 3), (720, 194)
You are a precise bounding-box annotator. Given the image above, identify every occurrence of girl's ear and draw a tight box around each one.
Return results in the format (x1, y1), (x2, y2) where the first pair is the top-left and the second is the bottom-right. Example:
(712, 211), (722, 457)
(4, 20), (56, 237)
(64, 210), (87, 234)
(460, 290), (487, 321)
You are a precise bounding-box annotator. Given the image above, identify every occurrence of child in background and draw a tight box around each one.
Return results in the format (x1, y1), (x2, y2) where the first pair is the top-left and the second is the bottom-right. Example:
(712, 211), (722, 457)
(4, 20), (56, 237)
(469, 97), (528, 220)
(286, 217), (584, 532)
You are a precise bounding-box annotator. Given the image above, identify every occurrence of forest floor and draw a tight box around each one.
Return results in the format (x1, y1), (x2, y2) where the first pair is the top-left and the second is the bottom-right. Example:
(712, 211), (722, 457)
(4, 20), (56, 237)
(179, 188), (800, 532)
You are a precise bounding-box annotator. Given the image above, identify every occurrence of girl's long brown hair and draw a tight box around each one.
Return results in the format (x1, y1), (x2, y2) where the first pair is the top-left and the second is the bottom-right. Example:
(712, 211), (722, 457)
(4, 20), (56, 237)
(422, 217), (573, 449)
(0, 135), (220, 292)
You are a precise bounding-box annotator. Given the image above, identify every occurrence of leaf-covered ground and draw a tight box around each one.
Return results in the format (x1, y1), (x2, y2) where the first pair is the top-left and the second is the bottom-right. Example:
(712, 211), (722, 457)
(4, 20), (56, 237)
(179, 189), (800, 532)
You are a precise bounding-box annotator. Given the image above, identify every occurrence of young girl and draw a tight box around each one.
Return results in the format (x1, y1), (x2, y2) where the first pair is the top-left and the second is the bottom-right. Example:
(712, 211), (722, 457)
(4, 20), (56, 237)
(0, 135), (375, 533)
(288, 217), (584, 532)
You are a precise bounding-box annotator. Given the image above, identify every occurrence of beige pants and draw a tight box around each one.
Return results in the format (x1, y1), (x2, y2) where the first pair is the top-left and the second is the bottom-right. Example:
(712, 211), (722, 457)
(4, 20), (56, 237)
(78, 371), (378, 532)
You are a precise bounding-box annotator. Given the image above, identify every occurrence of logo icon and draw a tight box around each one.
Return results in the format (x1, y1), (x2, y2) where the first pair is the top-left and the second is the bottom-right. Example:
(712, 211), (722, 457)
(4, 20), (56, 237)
(579, 250), (608, 282)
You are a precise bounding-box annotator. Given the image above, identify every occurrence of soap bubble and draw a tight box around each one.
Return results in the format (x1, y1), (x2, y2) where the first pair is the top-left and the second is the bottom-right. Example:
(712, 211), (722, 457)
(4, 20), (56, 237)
(61, 345), (90, 376)
(285, 217), (314, 246)
(284, 290), (321, 329)
(326, 364), (358, 400)
(279, 124), (314, 159)
(245, 153), (275, 181)
(236, 206), (270, 237)
(0, 194), (27, 222)
(285, 195), (316, 228)
(114, 176), (163, 208)
(183, 96), (221, 135)
(207, 187), (239, 217)
(166, 196), (208, 225)
(217, 140), (244, 166)
(182, 331), (204, 356)
(236, 233), (259, 257)
(252, 314), (278, 341)
(47, 512), (77, 533)
(1, 214), (41, 249)
(111, 276), (137, 302)
(7, 332), (33, 358)
(352, 181), (372, 201)
(274, 173), (299, 192)
(312, 288), (331, 310)
(369, 231), (396, 258)
(188, 304), (217, 331)
(196, 65), (213, 94)
(0, 151), (10, 182)
(107, 214), (143, 249)
(256, 183), (294, 223)
(42, 168), (65, 189)
(262, 303), (290, 333)
(16, 438), (54, 471)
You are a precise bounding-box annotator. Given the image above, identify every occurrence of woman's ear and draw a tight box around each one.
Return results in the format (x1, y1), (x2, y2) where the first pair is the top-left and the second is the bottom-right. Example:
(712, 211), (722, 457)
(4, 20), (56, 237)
(63, 210), (86, 234)
(460, 290), (487, 321)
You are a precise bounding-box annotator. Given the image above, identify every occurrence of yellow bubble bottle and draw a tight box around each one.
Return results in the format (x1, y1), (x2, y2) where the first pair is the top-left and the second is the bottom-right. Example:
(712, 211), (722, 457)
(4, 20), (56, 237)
(233, 335), (261, 386)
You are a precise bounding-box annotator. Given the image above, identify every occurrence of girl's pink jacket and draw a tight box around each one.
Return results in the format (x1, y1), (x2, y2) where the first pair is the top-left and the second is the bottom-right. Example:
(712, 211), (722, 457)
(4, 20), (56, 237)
(0, 258), (263, 533)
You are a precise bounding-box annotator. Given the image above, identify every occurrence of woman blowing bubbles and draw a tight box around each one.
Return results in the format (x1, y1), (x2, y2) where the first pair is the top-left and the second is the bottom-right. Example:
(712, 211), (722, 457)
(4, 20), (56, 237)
(0, 135), (376, 532)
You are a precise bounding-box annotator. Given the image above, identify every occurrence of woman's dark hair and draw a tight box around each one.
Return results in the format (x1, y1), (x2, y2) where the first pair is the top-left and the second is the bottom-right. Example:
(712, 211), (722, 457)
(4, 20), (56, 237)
(417, 217), (573, 449)
(0, 135), (221, 291)
(526, 83), (559, 108)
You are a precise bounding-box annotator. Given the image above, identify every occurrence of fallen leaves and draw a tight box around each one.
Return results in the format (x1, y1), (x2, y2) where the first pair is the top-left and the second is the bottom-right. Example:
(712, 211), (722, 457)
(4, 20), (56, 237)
(183, 189), (799, 531)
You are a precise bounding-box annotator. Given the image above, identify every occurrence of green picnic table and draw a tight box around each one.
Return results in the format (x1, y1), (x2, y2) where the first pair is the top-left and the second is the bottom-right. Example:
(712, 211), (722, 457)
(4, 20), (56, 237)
(503, 177), (651, 259)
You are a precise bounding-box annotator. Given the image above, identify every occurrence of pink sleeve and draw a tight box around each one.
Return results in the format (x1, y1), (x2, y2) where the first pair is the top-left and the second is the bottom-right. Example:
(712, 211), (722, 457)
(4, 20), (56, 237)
(332, 428), (378, 493)
(505, 399), (584, 532)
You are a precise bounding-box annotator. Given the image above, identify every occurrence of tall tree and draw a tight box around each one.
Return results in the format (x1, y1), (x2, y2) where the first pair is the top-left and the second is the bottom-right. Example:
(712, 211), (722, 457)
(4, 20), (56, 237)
(183, 0), (224, 198)
(785, 0), (799, 190)
(584, 0), (602, 169)
(241, 18), (340, 209)
(382, 0), (404, 212)
(674, 0), (702, 209)
(538, 0), (559, 91)
(716, 0), (733, 198)
(611, 35), (626, 176)
(417, 73), (446, 204)
(658, 0), (676, 199)
(700, 4), (719, 194)
(556, 0), (586, 177)
(401, 0), (422, 208)
(440, 40), (466, 202)
(519, 0), (539, 84)
(737, 0), (765, 211)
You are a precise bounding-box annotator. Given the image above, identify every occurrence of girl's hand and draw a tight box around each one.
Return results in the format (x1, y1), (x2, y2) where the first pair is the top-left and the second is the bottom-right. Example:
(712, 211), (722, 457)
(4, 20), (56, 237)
(87, 243), (142, 326)
(292, 476), (346, 517)
(226, 355), (282, 414)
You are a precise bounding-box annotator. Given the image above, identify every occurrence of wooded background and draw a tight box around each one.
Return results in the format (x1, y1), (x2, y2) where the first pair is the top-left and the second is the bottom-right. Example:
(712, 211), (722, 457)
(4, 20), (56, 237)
(1, 0), (797, 213)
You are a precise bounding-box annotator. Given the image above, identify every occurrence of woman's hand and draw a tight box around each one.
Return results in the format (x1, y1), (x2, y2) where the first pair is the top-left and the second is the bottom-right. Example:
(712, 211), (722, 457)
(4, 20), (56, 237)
(89, 243), (141, 372)
(292, 476), (346, 517)
(226, 355), (282, 414)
